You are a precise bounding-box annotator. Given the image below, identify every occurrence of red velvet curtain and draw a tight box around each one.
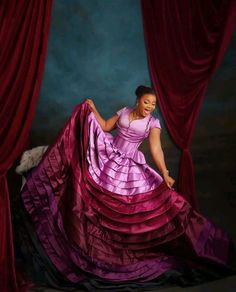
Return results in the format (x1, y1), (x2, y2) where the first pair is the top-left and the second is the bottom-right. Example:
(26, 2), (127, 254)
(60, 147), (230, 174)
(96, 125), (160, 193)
(141, 0), (236, 209)
(0, 1), (53, 291)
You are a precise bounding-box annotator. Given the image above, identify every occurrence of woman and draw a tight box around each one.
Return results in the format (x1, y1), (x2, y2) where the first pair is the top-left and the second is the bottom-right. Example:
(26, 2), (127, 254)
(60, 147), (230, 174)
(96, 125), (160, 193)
(17, 85), (236, 291)
(85, 85), (175, 192)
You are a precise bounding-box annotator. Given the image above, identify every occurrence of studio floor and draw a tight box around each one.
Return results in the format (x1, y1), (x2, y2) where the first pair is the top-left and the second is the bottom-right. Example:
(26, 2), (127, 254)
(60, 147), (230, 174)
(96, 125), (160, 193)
(30, 275), (236, 291)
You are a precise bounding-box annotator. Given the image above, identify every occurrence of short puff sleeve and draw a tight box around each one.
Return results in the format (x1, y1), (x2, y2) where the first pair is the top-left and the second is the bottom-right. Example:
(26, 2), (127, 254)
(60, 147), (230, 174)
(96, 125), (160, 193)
(150, 117), (161, 130)
(116, 106), (127, 117)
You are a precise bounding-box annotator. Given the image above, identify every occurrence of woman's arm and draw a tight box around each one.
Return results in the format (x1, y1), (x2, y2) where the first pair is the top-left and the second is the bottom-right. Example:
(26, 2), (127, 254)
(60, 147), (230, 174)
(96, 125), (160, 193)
(85, 99), (119, 132)
(148, 128), (175, 188)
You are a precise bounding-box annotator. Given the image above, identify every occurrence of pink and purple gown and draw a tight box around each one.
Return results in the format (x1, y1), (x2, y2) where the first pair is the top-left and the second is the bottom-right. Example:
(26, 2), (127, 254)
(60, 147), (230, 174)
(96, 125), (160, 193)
(18, 101), (236, 290)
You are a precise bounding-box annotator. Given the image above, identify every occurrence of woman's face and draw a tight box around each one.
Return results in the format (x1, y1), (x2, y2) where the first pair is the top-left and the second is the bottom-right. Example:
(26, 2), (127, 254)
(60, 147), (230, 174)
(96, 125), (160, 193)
(137, 94), (156, 117)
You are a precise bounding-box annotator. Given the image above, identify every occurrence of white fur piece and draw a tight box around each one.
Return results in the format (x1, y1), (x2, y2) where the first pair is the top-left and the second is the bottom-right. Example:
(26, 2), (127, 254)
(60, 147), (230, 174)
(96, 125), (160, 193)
(15, 145), (48, 175)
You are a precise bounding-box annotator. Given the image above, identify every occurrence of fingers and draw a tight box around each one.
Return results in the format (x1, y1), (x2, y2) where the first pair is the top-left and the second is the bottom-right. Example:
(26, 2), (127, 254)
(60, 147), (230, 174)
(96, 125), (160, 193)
(85, 98), (95, 108)
(167, 182), (175, 190)
(85, 98), (92, 103)
(85, 99), (92, 104)
(85, 99), (93, 108)
(170, 180), (175, 190)
(167, 182), (172, 189)
(166, 179), (175, 189)
(85, 99), (96, 113)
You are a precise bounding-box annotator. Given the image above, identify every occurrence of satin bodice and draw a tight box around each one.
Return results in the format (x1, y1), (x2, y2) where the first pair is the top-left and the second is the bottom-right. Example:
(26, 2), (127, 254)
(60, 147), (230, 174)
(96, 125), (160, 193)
(19, 102), (236, 287)
(112, 107), (160, 162)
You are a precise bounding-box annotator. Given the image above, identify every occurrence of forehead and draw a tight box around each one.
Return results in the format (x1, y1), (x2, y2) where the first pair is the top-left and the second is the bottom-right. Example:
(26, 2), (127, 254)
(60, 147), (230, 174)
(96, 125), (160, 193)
(140, 94), (156, 103)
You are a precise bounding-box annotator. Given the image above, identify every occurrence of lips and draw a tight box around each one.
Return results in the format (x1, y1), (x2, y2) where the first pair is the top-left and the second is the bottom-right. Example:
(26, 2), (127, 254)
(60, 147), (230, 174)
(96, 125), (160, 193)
(144, 109), (151, 115)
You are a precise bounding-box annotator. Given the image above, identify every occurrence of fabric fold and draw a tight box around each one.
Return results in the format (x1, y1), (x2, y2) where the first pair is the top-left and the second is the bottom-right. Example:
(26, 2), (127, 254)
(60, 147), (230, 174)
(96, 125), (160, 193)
(19, 101), (236, 289)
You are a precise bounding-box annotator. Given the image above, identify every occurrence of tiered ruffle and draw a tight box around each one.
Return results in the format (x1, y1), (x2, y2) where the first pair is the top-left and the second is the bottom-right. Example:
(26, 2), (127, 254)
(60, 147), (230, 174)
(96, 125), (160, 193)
(19, 102), (236, 290)
(87, 113), (163, 195)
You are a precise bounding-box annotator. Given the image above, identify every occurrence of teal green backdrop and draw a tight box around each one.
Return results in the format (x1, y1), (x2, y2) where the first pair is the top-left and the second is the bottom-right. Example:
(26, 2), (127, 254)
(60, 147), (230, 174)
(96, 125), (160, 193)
(28, 0), (235, 236)
(32, 0), (151, 142)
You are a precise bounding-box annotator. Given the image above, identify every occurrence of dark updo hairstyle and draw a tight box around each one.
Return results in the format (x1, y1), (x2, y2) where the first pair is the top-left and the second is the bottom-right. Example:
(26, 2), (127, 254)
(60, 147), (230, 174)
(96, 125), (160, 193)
(135, 85), (156, 100)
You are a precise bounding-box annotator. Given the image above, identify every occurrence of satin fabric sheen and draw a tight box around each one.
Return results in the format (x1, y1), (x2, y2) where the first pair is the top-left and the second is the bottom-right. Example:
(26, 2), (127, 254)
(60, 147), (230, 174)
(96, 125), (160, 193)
(87, 106), (163, 195)
(20, 102), (236, 289)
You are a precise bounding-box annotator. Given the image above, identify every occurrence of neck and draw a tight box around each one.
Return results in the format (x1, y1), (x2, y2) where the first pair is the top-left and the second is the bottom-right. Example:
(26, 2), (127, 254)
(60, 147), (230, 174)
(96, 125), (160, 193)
(133, 109), (144, 119)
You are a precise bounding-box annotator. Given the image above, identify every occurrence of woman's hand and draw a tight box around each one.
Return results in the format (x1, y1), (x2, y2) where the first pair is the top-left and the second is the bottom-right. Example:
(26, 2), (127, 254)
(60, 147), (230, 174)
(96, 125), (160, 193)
(163, 173), (175, 189)
(85, 98), (96, 112)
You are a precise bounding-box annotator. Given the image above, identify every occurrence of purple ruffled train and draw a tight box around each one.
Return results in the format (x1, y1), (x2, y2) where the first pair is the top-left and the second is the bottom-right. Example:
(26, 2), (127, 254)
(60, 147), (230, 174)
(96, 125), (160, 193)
(18, 101), (236, 290)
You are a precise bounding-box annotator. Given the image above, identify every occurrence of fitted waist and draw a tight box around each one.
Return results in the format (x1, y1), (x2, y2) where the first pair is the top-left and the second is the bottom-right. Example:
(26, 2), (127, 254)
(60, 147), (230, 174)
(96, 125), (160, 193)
(113, 135), (140, 154)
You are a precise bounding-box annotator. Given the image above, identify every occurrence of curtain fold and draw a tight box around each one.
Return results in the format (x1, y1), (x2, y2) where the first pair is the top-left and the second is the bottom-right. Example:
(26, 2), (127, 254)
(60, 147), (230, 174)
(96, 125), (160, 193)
(141, 0), (236, 209)
(0, 1), (53, 291)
